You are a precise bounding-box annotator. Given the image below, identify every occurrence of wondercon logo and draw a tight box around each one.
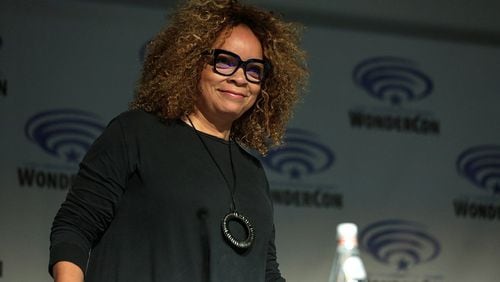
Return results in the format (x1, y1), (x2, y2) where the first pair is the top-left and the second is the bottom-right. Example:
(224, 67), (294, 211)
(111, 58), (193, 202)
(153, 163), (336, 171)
(261, 128), (334, 179)
(359, 219), (440, 271)
(456, 145), (500, 195)
(353, 57), (433, 106)
(24, 109), (106, 163)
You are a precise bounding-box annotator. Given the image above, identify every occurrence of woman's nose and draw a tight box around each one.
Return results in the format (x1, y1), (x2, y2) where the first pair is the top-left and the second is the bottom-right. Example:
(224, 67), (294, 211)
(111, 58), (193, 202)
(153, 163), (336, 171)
(228, 67), (248, 85)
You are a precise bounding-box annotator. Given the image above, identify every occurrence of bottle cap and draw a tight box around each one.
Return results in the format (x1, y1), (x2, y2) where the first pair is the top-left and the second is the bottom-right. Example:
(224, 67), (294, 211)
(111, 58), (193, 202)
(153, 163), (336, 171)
(337, 222), (358, 249)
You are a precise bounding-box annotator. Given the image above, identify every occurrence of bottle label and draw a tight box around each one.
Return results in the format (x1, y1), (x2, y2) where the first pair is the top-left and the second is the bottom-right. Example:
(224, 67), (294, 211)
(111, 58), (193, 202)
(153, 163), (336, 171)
(343, 256), (367, 281)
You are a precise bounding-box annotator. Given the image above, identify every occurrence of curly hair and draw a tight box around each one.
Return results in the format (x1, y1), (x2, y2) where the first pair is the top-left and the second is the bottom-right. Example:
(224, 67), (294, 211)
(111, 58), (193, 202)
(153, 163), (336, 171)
(130, 0), (308, 155)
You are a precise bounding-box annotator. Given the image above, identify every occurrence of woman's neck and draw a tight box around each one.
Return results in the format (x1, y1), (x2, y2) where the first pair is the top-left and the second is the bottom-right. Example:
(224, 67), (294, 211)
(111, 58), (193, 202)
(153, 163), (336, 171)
(183, 112), (232, 140)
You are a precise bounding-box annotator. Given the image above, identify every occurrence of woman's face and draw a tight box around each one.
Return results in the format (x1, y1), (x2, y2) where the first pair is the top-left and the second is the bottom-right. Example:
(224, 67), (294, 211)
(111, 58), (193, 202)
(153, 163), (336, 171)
(197, 24), (263, 123)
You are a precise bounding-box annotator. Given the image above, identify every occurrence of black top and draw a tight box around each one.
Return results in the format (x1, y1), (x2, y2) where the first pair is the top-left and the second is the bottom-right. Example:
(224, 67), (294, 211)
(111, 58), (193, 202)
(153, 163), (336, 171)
(49, 110), (285, 282)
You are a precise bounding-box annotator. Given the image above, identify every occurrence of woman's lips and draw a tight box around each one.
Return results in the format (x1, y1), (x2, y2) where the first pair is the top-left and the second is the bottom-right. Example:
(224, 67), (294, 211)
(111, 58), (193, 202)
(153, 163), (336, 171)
(219, 89), (246, 98)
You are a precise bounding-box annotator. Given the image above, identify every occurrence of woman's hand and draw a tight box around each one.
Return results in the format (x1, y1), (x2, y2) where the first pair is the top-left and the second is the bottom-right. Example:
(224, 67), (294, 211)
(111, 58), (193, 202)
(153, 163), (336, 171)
(52, 261), (84, 282)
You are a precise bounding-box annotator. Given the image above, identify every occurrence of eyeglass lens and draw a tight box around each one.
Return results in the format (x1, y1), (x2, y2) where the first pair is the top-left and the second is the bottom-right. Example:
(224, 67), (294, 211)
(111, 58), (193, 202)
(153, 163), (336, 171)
(214, 51), (265, 83)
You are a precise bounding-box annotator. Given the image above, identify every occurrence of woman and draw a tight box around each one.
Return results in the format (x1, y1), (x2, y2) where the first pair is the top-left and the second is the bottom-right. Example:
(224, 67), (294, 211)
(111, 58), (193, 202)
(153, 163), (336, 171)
(49, 0), (307, 281)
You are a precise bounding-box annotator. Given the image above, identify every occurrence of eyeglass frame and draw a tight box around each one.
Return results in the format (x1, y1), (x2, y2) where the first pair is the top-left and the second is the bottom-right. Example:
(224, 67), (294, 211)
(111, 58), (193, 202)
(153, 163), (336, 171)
(203, 49), (271, 84)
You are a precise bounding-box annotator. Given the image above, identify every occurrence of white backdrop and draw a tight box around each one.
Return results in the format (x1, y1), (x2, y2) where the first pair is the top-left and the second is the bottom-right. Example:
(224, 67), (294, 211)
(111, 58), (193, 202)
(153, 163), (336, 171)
(1, 1), (499, 281)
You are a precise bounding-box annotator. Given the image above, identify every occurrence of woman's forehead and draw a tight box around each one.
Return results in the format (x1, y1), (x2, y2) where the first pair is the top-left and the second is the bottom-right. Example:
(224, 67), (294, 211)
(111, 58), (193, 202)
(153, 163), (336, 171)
(211, 25), (263, 59)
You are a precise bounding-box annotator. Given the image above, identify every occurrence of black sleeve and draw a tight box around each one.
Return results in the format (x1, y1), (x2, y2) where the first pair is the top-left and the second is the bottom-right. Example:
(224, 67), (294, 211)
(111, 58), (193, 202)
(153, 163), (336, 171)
(265, 225), (286, 282)
(48, 114), (137, 276)
(258, 163), (286, 282)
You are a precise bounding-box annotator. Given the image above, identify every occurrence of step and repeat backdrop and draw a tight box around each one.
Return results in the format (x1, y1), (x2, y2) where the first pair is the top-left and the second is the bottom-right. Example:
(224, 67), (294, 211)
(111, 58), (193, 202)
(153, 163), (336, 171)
(1, 1), (499, 281)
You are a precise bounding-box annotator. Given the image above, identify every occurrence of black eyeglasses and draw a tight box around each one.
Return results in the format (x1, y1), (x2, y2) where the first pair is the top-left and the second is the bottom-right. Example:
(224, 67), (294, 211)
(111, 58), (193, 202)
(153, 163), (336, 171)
(205, 49), (270, 84)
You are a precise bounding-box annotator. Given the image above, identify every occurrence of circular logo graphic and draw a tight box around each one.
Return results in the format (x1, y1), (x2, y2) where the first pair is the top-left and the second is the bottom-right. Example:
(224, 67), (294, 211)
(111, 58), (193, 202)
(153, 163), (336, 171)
(456, 145), (500, 195)
(353, 57), (433, 106)
(261, 128), (334, 179)
(359, 219), (440, 271)
(25, 109), (106, 163)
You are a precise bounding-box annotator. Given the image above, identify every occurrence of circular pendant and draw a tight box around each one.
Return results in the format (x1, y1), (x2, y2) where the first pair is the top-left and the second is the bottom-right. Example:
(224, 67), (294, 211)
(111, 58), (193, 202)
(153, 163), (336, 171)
(221, 211), (255, 249)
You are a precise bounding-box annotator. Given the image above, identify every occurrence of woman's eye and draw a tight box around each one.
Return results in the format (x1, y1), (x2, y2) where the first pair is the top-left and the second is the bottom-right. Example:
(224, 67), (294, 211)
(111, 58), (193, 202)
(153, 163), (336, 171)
(246, 65), (263, 78)
(216, 55), (237, 68)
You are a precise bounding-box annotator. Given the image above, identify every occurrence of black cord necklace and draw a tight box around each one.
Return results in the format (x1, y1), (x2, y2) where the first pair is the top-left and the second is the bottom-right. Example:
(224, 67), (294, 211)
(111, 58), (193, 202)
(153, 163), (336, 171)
(186, 116), (255, 250)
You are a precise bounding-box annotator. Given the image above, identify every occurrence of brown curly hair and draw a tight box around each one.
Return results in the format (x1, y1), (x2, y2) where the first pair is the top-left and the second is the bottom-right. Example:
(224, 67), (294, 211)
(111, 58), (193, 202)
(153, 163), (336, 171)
(130, 0), (308, 155)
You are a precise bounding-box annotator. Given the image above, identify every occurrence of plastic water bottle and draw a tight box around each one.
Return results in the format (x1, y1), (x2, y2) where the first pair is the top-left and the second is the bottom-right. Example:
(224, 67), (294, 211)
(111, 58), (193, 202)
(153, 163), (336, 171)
(328, 223), (367, 282)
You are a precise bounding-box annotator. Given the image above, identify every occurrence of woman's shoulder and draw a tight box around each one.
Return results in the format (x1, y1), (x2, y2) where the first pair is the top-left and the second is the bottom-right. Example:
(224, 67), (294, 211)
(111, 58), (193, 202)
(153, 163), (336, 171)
(115, 109), (160, 125)
(114, 109), (173, 131)
(102, 110), (167, 139)
(112, 110), (185, 139)
(235, 143), (265, 170)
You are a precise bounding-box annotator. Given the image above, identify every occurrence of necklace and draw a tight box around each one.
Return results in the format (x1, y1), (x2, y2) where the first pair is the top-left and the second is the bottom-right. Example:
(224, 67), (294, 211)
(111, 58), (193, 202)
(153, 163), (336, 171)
(186, 116), (255, 250)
